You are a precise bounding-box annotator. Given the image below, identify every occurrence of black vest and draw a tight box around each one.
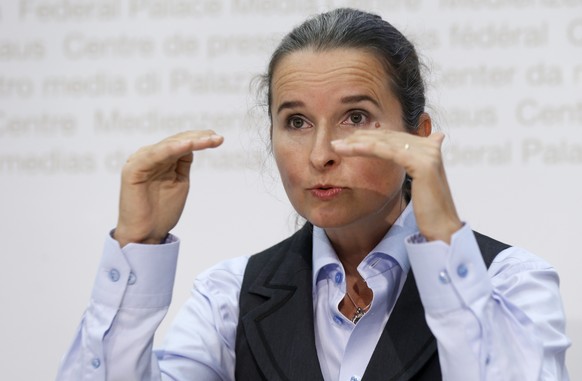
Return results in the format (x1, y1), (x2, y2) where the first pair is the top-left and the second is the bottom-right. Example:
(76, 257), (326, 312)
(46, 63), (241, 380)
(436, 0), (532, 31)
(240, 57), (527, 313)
(235, 223), (509, 380)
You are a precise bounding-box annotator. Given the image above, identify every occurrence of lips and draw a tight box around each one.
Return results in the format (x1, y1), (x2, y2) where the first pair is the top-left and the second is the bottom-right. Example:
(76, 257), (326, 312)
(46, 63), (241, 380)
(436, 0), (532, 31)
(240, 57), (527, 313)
(309, 185), (344, 200)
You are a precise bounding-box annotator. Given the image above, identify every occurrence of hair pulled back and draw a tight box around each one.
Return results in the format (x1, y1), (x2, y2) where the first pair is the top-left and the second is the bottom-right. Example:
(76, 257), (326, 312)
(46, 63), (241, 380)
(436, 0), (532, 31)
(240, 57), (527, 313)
(261, 8), (426, 132)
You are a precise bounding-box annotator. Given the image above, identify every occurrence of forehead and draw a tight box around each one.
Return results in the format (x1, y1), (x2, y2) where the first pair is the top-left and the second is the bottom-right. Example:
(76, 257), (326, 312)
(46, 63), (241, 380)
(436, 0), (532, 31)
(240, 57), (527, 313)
(271, 48), (392, 105)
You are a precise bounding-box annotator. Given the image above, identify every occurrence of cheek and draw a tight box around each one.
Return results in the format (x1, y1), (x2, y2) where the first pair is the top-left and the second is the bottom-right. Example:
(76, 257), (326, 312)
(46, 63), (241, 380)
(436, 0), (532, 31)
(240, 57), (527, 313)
(272, 140), (298, 188)
(350, 158), (405, 194)
(273, 144), (307, 215)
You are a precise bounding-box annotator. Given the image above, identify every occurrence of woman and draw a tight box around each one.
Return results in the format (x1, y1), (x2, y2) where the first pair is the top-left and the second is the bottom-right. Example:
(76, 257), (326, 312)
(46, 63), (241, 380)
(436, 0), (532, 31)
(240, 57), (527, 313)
(56, 8), (570, 381)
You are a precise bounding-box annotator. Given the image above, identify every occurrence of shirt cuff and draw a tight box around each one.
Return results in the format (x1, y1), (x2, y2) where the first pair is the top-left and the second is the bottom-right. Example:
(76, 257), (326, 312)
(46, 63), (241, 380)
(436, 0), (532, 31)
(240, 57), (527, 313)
(91, 231), (180, 309)
(405, 223), (492, 314)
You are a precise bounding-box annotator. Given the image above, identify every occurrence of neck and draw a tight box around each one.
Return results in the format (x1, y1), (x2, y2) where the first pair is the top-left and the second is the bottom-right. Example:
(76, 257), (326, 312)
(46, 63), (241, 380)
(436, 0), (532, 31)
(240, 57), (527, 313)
(326, 223), (388, 271)
(325, 194), (407, 273)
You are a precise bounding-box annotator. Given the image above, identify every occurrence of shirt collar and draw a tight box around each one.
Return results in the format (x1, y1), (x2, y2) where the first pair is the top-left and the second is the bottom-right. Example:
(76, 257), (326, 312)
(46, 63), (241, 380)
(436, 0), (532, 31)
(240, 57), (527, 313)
(312, 203), (418, 290)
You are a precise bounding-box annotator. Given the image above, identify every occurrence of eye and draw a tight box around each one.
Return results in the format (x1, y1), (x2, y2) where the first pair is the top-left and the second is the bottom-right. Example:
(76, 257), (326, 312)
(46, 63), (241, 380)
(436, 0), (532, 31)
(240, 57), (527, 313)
(342, 111), (369, 127)
(350, 113), (364, 124)
(286, 115), (311, 129)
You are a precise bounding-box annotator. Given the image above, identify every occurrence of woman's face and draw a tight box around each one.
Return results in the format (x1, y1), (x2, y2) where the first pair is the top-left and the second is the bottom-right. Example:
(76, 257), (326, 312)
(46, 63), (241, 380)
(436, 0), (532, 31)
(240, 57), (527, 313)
(271, 48), (409, 231)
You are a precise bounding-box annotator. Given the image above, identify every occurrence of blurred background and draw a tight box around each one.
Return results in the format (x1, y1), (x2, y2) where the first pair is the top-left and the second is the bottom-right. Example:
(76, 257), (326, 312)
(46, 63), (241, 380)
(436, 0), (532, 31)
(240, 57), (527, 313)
(0, 1), (580, 379)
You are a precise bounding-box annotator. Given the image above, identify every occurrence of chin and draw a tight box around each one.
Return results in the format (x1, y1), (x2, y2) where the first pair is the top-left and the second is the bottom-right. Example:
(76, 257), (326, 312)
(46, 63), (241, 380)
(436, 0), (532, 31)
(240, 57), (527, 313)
(304, 213), (354, 229)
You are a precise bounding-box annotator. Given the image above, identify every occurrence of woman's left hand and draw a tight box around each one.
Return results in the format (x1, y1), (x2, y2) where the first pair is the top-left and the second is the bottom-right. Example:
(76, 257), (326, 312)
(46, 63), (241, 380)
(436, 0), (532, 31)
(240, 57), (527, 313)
(331, 126), (462, 244)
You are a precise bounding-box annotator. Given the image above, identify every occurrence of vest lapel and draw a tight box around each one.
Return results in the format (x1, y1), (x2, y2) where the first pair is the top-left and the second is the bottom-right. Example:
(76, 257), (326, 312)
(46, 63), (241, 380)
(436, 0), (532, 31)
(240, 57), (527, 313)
(361, 231), (507, 380)
(362, 271), (438, 380)
(237, 227), (506, 380)
(239, 224), (325, 381)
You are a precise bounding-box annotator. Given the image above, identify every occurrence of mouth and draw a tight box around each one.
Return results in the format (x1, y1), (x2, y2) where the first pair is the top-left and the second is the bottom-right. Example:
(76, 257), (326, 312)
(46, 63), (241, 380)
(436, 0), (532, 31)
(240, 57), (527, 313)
(309, 185), (344, 200)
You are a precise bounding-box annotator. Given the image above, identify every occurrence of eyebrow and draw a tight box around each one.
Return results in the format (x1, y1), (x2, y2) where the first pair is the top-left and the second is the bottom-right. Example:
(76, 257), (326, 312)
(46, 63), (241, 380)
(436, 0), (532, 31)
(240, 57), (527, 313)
(276, 95), (380, 115)
(340, 94), (380, 108)
(277, 100), (305, 115)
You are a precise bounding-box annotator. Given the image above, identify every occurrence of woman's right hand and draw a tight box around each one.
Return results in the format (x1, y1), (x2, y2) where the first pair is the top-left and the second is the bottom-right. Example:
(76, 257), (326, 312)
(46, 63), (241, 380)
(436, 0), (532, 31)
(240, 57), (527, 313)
(114, 130), (224, 247)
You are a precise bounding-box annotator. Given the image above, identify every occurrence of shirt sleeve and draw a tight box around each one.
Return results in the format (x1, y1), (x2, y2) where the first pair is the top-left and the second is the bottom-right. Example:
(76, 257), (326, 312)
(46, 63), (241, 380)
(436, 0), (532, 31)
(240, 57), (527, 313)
(405, 223), (570, 381)
(154, 254), (248, 381)
(56, 233), (180, 381)
(55, 233), (247, 381)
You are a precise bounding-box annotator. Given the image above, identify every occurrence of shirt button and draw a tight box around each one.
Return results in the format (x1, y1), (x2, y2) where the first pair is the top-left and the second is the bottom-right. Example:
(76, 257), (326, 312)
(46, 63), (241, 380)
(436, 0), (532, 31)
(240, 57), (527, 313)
(457, 263), (468, 278)
(91, 358), (101, 369)
(438, 270), (450, 284)
(108, 269), (120, 282)
(334, 272), (343, 284)
(333, 315), (344, 325)
(127, 272), (137, 285)
(350, 376), (360, 381)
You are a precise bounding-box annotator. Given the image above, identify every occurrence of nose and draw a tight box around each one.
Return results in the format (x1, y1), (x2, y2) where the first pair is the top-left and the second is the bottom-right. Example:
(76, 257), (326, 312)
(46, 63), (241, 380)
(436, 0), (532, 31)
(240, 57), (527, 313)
(309, 124), (341, 171)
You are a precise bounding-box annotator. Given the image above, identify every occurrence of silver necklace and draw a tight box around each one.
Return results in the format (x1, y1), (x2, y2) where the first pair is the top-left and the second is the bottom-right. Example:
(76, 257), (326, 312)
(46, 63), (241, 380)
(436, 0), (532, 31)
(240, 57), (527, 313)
(345, 291), (371, 324)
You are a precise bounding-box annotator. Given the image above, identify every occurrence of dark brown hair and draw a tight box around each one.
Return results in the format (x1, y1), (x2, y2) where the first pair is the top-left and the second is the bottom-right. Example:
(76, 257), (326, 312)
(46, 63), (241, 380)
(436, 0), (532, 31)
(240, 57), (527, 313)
(260, 8), (426, 132)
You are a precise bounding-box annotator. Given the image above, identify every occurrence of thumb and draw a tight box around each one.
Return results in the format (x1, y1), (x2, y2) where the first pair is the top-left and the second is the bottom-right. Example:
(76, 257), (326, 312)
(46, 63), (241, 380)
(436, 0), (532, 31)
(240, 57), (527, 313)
(429, 131), (446, 146)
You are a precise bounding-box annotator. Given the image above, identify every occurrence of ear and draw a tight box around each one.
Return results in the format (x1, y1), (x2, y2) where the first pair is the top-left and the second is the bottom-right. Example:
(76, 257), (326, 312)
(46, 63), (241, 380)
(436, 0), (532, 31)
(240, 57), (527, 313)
(415, 112), (432, 137)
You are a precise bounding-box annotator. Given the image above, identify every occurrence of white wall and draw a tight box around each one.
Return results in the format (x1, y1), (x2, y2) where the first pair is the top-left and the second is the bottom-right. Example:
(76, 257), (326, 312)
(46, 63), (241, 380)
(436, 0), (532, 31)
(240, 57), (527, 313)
(0, 1), (580, 379)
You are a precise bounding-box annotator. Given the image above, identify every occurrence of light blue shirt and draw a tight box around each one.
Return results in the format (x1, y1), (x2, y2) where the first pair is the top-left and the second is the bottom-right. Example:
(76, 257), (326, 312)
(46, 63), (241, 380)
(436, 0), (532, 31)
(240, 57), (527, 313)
(56, 205), (570, 380)
(311, 207), (411, 381)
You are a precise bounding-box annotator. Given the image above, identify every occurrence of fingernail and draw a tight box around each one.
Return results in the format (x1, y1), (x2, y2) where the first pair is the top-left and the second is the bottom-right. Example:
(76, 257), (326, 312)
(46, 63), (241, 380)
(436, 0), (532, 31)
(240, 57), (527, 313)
(203, 134), (220, 141)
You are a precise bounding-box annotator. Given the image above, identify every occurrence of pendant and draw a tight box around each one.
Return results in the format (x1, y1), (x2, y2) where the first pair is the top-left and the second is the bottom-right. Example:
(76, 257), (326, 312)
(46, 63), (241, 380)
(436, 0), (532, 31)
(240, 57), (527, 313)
(352, 307), (365, 324)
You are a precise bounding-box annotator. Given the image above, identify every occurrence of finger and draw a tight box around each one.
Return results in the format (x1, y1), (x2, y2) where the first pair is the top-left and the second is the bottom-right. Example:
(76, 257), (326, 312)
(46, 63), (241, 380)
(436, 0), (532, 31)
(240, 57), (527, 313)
(174, 130), (224, 151)
(137, 131), (224, 167)
(175, 153), (194, 180)
(331, 131), (411, 159)
(161, 130), (224, 160)
(428, 131), (445, 146)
